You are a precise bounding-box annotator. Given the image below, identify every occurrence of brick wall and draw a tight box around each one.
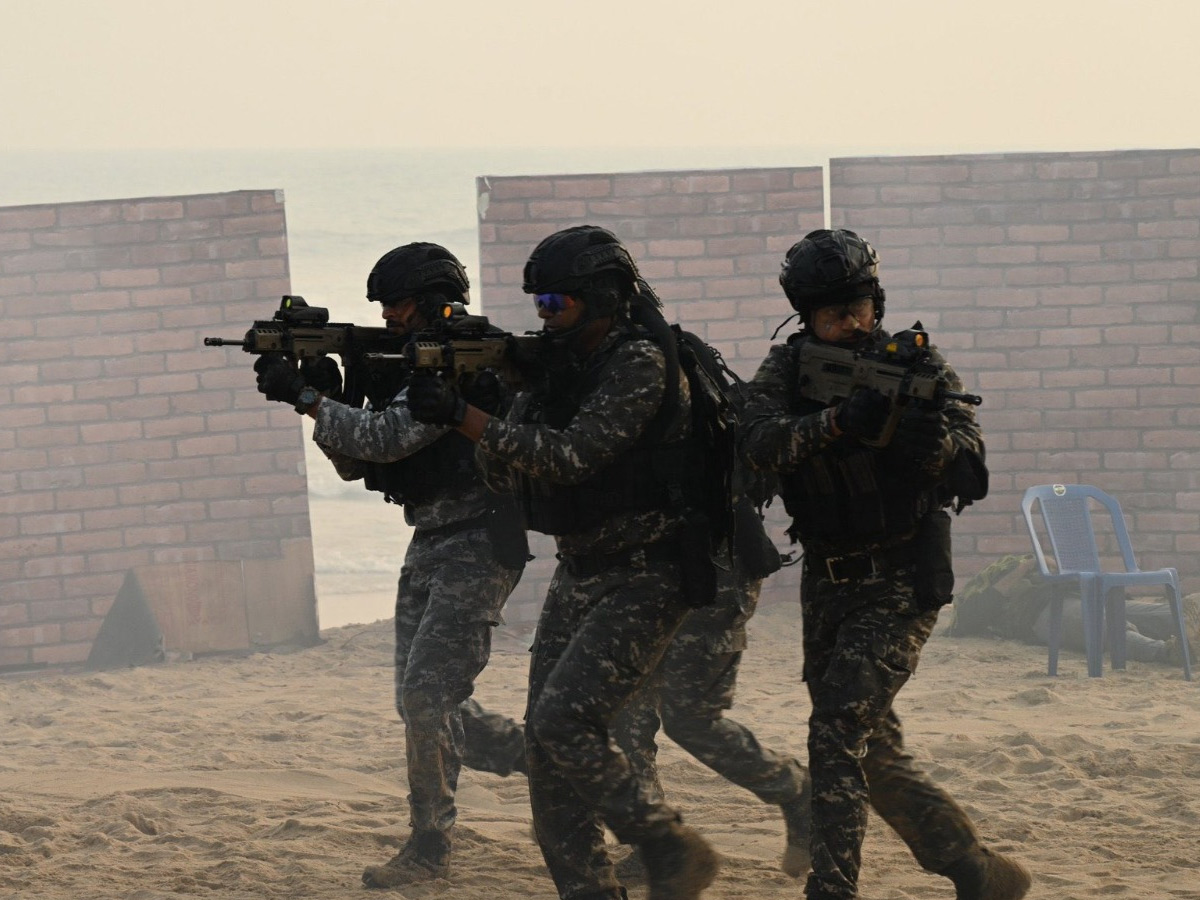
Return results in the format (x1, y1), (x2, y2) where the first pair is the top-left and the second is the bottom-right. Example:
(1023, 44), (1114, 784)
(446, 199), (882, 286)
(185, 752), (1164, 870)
(0, 190), (317, 670)
(830, 149), (1200, 587)
(478, 151), (1200, 620)
(477, 167), (825, 620)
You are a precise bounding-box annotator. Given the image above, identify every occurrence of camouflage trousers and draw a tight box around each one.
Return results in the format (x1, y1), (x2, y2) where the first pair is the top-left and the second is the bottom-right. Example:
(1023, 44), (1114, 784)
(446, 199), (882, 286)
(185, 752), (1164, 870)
(800, 563), (978, 900)
(527, 555), (692, 900)
(393, 521), (521, 836)
(461, 697), (527, 776)
(612, 569), (808, 806)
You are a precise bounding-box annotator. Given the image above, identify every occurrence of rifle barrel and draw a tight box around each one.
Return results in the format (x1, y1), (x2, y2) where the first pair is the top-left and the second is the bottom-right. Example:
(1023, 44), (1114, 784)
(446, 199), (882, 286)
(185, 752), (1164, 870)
(946, 389), (983, 406)
(204, 337), (248, 348)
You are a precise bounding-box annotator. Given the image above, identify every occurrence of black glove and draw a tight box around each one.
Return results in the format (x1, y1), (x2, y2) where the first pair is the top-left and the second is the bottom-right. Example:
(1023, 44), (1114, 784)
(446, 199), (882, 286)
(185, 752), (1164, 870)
(462, 370), (503, 414)
(891, 407), (953, 465)
(299, 356), (342, 401)
(254, 356), (305, 405)
(407, 373), (467, 426)
(834, 388), (891, 442)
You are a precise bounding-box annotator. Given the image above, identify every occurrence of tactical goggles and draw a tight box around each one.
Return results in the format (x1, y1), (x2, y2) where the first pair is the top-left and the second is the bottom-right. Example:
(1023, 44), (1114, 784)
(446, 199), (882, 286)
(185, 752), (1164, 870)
(533, 292), (575, 313)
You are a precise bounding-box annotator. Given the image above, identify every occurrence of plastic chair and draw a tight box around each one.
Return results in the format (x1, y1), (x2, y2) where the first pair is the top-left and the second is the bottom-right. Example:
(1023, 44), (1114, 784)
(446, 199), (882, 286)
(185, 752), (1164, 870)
(1020, 484), (1192, 680)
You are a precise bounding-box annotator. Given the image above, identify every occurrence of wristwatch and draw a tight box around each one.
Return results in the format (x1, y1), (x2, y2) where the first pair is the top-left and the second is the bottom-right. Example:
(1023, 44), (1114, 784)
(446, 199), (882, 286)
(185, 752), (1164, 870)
(293, 386), (321, 415)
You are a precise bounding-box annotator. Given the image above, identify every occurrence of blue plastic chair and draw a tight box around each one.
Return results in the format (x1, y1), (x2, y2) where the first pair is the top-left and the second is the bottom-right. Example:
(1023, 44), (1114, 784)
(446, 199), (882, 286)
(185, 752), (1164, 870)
(1020, 484), (1192, 680)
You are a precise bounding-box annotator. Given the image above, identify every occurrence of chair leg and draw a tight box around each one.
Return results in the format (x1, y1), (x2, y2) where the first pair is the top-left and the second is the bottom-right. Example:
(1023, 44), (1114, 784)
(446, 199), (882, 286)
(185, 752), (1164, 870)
(1048, 595), (1064, 676)
(1106, 588), (1127, 671)
(1165, 584), (1193, 681)
(1081, 577), (1104, 678)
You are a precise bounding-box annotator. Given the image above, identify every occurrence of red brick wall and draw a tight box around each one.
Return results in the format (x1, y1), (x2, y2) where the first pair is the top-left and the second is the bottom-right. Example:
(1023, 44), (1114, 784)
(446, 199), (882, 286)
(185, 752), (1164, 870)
(476, 168), (825, 620)
(831, 149), (1200, 587)
(0, 190), (316, 669)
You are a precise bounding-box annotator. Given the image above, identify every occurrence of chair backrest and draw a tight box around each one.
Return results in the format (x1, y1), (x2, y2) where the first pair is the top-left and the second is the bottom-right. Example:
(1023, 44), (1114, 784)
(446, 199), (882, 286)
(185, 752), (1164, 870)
(1020, 484), (1140, 576)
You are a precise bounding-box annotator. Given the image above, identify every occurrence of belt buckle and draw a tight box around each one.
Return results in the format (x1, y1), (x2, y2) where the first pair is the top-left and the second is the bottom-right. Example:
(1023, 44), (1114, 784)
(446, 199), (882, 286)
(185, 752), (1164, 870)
(824, 554), (876, 584)
(824, 556), (850, 584)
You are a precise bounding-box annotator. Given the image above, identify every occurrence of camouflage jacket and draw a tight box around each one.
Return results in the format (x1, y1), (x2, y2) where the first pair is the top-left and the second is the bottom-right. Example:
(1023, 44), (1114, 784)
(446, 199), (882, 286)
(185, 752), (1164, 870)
(312, 391), (491, 530)
(740, 328), (984, 552)
(477, 326), (691, 557)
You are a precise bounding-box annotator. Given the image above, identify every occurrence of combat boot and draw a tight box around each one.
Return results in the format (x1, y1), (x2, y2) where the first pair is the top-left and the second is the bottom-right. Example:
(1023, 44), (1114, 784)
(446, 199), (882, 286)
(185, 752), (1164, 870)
(779, 781), (812, 878)
(942, 845), (1031, 900)
(638, 822), (719, 900)
(362, 829), (451, 888)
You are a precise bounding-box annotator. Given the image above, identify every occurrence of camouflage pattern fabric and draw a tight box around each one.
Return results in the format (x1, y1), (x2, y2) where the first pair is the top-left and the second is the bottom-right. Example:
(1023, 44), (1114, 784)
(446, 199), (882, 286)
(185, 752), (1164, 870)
(475, 325), (698, 900)
(393, 523), (521, 834)
(945, 554), (1054, 641)
(313, 390), (492, 529)
(525, 560), (691, 899)
(461, 698), (527, 776)
(799, 565), (979, 899)
(612, 566), (808, 807)
(477, 331), (690, 557)
(948, 554), (1192, 664)
(741, 333), (988, 900)
(311, 393), (521, 846)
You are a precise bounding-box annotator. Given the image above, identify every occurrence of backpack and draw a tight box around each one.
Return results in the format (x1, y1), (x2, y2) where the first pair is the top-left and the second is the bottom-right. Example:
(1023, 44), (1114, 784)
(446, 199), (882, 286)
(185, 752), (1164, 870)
(628, 293), (739, 565)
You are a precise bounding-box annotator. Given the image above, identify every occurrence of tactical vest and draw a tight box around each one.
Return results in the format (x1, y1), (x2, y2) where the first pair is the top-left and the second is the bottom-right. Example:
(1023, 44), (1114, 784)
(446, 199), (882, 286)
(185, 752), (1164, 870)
(777, 332), (935, 551)
(363, 430), (480, 508)
(519, 330), (703, 537)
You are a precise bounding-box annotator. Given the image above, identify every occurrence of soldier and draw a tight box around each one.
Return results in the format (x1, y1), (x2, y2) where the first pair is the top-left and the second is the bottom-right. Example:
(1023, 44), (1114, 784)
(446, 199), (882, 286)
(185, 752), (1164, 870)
(740, 229), (1031, 900)
(252, 243), (526, 886)
(407, 225), (719, 900)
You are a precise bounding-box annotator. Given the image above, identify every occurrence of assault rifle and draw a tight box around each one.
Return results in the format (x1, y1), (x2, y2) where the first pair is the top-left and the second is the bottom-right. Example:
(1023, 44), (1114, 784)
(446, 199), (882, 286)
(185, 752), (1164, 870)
(796, 321), (982, 448)
(204, 295), (409, 408)
(365, 311), (545, 388)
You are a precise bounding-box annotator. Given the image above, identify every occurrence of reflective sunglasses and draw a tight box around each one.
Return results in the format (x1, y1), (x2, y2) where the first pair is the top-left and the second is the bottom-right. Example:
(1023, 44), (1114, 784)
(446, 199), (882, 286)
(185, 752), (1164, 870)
(533, 292), (574, 313)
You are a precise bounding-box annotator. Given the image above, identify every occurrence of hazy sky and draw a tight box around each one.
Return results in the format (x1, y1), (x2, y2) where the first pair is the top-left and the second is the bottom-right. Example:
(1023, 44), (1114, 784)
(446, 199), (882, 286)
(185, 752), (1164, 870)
(2, 0), (1197, 154)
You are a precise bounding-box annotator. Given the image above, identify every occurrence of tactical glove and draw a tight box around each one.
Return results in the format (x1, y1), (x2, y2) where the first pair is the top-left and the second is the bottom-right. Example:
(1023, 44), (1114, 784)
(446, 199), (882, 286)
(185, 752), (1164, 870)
(254, 356), (305, 405)
(834, 388), (891, 442)
(891, 407), (954, 466)
(299, 356), (343, 401)
(462, 370), (503, 415)
(407, 373), (467, 426)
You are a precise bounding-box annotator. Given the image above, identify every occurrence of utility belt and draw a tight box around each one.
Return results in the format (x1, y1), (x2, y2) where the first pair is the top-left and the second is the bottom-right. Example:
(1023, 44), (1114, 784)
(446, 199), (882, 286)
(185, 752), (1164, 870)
(557, 539), (682, 580)
(415, 513), (487, 540)
(417, 504), (529, 572)
(805, 542), (917, 585)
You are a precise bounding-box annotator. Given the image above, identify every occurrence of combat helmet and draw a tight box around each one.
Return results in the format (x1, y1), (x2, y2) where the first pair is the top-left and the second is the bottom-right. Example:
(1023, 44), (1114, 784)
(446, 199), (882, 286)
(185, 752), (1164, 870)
(522, 225), (639, 316)
(366, 242), (470, 319)
(779, 229), (885, 326)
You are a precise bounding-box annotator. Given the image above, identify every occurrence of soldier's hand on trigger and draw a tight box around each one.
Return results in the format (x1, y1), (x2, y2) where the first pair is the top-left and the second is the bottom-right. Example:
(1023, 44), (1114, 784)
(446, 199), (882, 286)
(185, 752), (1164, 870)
(407, 373), (467, 426)
(299, 356), (343, 401)
(834, 387), (891, 442)
(890, 406), (953, 466)
(253, 356), (305, 405)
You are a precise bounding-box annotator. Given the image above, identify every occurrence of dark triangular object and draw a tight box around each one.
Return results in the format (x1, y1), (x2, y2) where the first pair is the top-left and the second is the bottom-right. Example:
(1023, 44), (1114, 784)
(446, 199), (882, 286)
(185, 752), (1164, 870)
(85, 570), (164, 670)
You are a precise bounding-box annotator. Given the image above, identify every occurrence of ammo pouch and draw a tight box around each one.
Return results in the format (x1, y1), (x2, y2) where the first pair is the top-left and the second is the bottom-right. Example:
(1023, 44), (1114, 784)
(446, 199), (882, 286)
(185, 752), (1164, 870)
(677, 514), (718, 608)
(914, 510), (955, 611)
(946, 446), (989, 513)
(484, 496), (530, 571)
(732, 496), (783, 580)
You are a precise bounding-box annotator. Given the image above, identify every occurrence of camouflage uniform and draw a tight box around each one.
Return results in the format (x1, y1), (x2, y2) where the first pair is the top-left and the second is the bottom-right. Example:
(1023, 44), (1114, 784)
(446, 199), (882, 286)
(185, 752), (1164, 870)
(949, 554), (1178, 664)
(742, 329), (987, 900)
(313, 393), (521, 844)
(476, 329), (698, 900)
(612, 563), (808, 812)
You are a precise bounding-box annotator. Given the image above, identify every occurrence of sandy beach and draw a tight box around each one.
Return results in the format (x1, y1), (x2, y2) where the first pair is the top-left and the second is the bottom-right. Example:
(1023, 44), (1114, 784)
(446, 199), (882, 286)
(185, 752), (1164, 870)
(3, 495), (1199, 900)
